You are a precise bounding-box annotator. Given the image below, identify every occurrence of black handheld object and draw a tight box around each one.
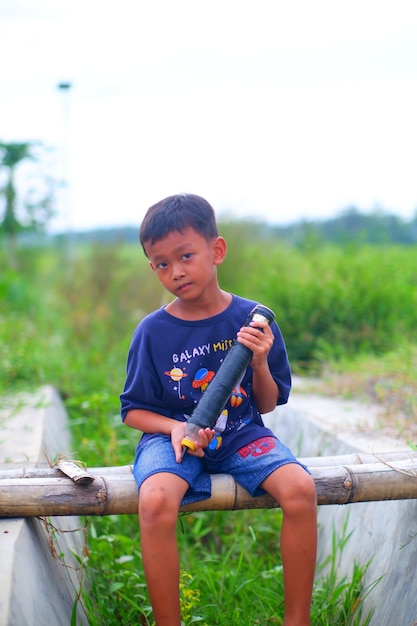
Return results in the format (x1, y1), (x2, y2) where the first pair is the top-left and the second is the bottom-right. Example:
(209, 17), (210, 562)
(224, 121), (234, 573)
(181, 304), (275, 454)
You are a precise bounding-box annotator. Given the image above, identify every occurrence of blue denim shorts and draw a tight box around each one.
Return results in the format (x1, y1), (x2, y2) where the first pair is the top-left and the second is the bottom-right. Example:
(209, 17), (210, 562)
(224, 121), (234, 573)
(132, 434), (309, 506)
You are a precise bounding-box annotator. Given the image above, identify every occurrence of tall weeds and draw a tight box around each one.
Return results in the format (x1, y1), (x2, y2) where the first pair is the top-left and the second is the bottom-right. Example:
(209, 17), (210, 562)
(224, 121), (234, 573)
(2, 231), (411, 624)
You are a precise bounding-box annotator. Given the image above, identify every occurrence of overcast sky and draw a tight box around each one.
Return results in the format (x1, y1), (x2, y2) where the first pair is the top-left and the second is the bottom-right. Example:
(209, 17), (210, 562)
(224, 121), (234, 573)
(1, 0), (417, 232)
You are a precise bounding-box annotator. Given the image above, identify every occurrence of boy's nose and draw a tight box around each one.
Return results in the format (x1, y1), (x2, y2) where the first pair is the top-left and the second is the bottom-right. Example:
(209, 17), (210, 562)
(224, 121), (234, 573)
(172, 263), (185, 279)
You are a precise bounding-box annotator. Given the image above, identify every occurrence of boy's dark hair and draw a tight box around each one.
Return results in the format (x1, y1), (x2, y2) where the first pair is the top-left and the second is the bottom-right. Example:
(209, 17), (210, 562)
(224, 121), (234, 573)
(140, 194), (218, 255)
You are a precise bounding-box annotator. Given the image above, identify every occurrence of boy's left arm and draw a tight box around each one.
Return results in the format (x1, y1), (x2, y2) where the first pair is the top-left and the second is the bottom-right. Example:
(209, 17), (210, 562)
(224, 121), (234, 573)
(236, 320), (279, 414)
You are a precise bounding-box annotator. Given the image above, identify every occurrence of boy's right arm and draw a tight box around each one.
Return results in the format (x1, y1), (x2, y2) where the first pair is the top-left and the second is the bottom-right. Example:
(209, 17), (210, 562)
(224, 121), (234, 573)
(124, 408), (180, 437)
(124, 409), (184, 462)
(123, 410), (213, 462)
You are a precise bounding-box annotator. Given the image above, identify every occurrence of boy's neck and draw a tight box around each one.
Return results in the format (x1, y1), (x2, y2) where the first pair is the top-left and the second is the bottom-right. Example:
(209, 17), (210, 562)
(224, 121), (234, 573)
(165, 289), (232, 320)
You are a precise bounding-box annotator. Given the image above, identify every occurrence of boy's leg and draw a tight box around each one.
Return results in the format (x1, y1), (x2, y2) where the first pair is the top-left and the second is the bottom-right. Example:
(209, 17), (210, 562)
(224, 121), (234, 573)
(139, 472), (189, 626)
(262, 464), (317, 626)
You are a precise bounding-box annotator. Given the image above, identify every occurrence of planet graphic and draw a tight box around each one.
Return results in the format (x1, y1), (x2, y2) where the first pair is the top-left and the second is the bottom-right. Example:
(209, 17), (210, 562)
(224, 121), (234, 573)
(169, 367), (185, 382)
(164, 367), (187, 399)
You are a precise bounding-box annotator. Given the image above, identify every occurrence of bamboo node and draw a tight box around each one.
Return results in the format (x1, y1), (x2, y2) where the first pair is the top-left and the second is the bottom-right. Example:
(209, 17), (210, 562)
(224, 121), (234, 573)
(96, 487), (107, 504)
(343, 477), (353, 490)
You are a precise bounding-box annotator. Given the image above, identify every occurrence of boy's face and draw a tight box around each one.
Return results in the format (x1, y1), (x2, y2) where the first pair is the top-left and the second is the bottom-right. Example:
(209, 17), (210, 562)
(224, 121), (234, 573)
(144, 227), (226, 302)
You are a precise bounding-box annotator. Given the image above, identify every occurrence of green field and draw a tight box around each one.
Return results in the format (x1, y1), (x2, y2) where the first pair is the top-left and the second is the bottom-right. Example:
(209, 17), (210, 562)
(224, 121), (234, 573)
(1, 226), (416, 624)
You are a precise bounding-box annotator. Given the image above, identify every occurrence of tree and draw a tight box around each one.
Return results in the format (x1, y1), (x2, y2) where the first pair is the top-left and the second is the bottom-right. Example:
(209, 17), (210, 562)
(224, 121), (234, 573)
(0, 141), (55, 268)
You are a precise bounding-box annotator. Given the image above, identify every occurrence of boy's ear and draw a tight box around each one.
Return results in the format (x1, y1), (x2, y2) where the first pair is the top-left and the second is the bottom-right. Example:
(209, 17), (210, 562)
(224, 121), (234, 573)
(149, 260), (156, 272)
(213, 236), (227, 265)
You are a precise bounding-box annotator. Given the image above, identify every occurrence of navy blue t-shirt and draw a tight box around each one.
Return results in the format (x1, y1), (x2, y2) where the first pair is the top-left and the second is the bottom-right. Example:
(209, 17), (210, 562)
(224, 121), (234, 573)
(120, 294), (291, 464)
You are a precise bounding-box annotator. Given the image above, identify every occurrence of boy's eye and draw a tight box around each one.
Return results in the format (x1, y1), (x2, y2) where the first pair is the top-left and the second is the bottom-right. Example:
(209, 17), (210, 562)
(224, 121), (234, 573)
(182, 253), (192, 260)
(156, 261), (168, 269)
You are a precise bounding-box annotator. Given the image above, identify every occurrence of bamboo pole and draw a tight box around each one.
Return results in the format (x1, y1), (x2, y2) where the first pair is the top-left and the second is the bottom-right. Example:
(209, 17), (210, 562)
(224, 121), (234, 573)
(0, 457), (416, 518)
(0, 464), (133, 481)
(1, 450), (415, 481)
(302, 449), (417, 468)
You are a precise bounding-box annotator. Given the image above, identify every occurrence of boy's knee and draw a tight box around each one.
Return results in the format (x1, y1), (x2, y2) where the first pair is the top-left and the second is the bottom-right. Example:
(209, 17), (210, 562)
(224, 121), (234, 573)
(300, 473), (317, 505)
(284, 472), (317, 514)
(139, 484), (179, 526)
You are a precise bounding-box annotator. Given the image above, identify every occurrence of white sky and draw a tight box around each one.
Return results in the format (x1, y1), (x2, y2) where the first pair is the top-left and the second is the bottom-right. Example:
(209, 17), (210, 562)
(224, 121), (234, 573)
(1, 0), (417, 232)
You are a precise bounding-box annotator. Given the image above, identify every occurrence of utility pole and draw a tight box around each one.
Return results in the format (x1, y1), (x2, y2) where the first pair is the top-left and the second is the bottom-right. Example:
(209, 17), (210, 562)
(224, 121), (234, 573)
(57, 81), (73, 268)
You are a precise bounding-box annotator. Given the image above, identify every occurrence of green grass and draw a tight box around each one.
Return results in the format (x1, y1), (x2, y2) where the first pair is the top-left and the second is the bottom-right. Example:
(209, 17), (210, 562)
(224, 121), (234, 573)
(78, 509), (377, 625)
(3, 234), (413, 624)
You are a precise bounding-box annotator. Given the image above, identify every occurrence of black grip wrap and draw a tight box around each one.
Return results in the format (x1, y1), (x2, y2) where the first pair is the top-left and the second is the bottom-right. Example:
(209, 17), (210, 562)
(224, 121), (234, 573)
(187, 304), (275, 429)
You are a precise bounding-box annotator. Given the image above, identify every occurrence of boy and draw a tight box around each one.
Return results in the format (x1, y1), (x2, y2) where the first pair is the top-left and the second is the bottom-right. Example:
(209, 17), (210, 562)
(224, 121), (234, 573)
(121, 193), (317, 626)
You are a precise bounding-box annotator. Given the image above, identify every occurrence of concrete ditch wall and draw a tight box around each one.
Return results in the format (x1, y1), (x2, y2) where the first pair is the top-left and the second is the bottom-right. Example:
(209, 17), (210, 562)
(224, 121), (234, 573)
(270, 389), (417, 626)
(0, 386), (88, 626)
(1, 384), (417, 625)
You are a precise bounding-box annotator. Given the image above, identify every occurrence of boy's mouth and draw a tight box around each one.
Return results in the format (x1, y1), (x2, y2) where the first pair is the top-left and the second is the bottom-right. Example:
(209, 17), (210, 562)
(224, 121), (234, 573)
(177, 282), (192, 293)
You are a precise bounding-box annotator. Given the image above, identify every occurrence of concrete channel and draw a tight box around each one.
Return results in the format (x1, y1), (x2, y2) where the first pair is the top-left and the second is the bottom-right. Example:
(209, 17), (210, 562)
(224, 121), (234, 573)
(0, 386), (88, 626)
(1, 382), (416, 625)
(272, 384), (417, 626)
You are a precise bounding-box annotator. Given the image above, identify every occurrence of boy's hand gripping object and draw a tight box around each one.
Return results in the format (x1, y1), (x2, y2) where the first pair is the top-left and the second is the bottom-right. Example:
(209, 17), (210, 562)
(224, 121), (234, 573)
(181, 304), (275, 456)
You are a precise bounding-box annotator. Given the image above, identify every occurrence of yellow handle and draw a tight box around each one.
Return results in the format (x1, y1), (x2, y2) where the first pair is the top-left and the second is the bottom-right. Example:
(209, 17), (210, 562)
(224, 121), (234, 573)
(181, 437), (196, 452)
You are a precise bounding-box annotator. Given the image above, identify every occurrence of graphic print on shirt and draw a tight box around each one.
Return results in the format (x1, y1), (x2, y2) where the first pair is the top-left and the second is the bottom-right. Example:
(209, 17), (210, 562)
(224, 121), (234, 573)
(238, 437), (276, 458)
(230, 384), (248, 407)
(167, 337), (232, 408)
(164, 367), (188, 399)
(208, 408), (228, 451)
(162, 335), (252, 451)
(192, 368), (215, 391)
